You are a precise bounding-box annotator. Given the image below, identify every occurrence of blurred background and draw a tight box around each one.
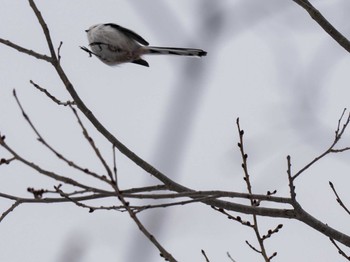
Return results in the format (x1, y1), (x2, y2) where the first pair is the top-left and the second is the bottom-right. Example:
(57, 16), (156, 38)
(1, 0), (350, 261)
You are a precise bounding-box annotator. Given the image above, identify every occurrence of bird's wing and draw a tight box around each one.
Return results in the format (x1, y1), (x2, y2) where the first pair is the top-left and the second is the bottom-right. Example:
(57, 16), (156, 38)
(105, 23), (149, 46)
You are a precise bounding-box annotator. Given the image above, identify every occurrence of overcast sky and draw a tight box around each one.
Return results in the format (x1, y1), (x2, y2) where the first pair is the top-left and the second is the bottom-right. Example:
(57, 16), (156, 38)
(1, 0), (350, 261)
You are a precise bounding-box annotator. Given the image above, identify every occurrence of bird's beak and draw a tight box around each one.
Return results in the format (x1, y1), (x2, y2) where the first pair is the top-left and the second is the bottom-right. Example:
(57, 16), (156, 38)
(85, 29), (89, 33)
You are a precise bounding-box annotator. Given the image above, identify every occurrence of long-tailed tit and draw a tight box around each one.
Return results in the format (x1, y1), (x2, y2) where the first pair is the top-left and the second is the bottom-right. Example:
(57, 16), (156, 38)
(84, 23), (207, 67)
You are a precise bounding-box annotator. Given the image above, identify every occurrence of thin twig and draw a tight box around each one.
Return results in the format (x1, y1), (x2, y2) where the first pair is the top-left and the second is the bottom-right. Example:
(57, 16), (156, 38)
(287, 156), (296, 203)
(245, 240), (261, 254)
(12, 89), (106, 183)
(123, 190), (292, 204)
(212, 206), (253, 228)
(0, 201), (21, 222)
(28, 0), (57, 61)
(0, 38), (51, 62)
(329, 238), (350, 261)
(112, 146), (118, 184)
(54, 186), (117, 213)
(0, 157), (15, 165)
(29, 80), (75, 106)
(0, 191), (114, 203)
(70, 105), (114, 183)
(335, 109), (347, 139)
(121, 185), (167, 194)
(133, 195), (220, 214)
(57, 41), (63, 63)
(262, 224), (283, 241)
(227, 252), (236, 262)
(293, 110), (350, 180)
(201, 250), (210, 262)
(236, 118), (271, 261)
(329, 182), (350, 216)
(112, 185), (177, 261)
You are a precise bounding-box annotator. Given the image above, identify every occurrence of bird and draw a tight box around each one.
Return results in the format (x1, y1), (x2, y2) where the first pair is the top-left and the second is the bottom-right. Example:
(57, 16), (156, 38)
(84, 23), (207, 67)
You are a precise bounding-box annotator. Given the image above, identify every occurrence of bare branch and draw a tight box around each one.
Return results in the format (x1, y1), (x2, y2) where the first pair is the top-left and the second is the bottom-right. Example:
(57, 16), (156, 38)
(0, 201), (21, 223)
(28, 0), (57, 61)
(121, 185), (167, 194)
(212, 206), (253, 228)
(201, 249), (210, 262)
(329, 182), (350, 216)
(329, 238), (350, 261)
(112, 146), (118, 184)
(0, 135), (106, 193)
(134, 195), (220, 214)
(287, 156), (296, 202)
(123, 190), (292, 204)
(0, 38), (51, 62)
(292, 0), (350, 53)
(236, 118), (273, 261)
(262, 224), (283, 241)
(70, 105), (114, 183)
(293, 109), (350, 180)
(245, 240), (261, 254)
(12, 89), (106, 183)
(112, 186), (177, 261)
(57, 41), (63, 63)
(0, 191), (115, 204)
(335, 108), (347, 139)
(29, 80), (75, 106)
(54, 186), (116, 213)
(227, 252), (237, 262)
(0, 157), (15, 165)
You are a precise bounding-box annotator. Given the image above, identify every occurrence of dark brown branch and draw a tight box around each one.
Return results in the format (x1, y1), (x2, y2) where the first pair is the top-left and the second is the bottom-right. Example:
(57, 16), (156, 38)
(121, 185), (167, 194)
(70, 106), (114, 183)
(245, 240), (261, 254)
(112, 146), (118, 184)
(227, 252), (237, 262)
(0, 201), (21, 223)
(0, 38), (51, 62)
(293, 110), (350, 180)
(329, 238), (350, 261)
(0, 157), (15, 165)
(292, 0), (350, 53)
(54, 186), (116, 213)
(0, 191), (114, 203)
(0, 137), (105, 192)
(212, 206), (253, 228)
(201, 250), (210, 262)
(237, 118), (272, 261)
(134, 195), (220, 214)
(12, 89), (106, 183)
(287, 156), (296, 202)
(329, 182), (350, 216)
(123, 190), (292, 204)
(28, 0), (57, 61)
(29, 80), (75, 106)
(262, 224), (283, 241)
(57, 41), (63, 63)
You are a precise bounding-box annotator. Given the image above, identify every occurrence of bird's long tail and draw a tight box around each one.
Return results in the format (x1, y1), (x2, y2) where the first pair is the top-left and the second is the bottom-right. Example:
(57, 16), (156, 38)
(145, 46), (207, 57)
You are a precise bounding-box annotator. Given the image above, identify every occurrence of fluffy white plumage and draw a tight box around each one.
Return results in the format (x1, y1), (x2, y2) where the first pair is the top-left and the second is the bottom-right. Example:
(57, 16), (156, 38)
(85, 23), (207, 67)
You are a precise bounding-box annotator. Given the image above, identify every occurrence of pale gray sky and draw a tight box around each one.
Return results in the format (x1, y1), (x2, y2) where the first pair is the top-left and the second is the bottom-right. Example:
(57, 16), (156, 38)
(1, 0), (350, 261)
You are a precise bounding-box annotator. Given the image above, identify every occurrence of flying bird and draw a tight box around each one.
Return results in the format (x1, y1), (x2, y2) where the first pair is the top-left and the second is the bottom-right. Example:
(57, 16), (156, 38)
(84, 23), (207, 67)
